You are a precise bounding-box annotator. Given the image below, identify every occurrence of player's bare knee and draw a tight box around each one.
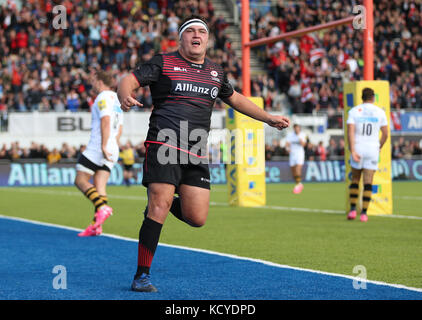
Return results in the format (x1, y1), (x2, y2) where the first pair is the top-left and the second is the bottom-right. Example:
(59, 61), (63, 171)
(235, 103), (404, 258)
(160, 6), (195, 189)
(187, 216), (207, 228)
(150, 202), (171, 213)
(183, 209), (208, 227)
(147, 197), (172, 220)
(146, 207), (169, 225)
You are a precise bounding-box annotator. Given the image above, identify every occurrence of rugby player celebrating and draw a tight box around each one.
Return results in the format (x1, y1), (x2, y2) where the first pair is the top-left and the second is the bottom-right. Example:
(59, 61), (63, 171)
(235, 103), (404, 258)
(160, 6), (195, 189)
(118, 15), (290, 292)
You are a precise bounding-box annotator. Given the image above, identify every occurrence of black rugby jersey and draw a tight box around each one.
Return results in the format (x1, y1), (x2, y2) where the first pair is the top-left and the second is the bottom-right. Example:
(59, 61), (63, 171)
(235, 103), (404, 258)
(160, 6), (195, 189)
(132, 51), (234, 157)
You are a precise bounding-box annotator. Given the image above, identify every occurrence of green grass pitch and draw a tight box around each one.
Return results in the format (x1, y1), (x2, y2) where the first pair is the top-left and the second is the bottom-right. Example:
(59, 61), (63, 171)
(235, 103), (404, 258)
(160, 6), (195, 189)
(1, 181), (421, 289)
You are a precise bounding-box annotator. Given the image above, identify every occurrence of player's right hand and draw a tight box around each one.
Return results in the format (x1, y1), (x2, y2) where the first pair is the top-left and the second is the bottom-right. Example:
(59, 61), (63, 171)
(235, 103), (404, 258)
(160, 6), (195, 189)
(351, 151), (361, 163)
(267, 115), (290, 130)
(120, 96), (143, 112)
(102, 146), (113, 162)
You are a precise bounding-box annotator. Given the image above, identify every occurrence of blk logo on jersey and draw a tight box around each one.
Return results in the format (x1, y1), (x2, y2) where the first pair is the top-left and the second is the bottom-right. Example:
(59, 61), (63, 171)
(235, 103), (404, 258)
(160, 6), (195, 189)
(174, 66), (187, 72)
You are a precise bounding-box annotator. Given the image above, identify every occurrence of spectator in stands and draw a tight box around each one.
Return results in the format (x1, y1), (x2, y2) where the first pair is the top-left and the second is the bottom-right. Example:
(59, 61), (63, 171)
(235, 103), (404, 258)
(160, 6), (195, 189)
(75, 144), (86, 160)
(0, 144), (7, 159)
(66, 89), (80, 112)
(316, 141), (327, 161)
(60, 143), (76, 159)
(29, 142), (42, 159)
(39, 96), (51, 112)
(265, 143), (274, 161)
(305, 139), (316, 161)
(402, 140), (414, 159)
(4, 141), (22, 160)
(413, 140), (422, 156)
(52, 96), (66, 112)
(14, 93), (27, 112)
(0, 97), (8, 131)
(271, 138), (285, 157)
(39, 144), (49, 159)
(47, 148), (62, 164)
(392, 140), (404, 159)
(326, 138), (338, 160)
(337, 138), (345, 157)
(27, 83), (43, 111)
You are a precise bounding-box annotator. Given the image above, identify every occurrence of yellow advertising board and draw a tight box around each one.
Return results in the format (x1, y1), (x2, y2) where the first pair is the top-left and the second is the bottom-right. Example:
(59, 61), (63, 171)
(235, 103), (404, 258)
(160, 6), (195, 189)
(225, 97), (266, 207)
(343, 81), (393, 215)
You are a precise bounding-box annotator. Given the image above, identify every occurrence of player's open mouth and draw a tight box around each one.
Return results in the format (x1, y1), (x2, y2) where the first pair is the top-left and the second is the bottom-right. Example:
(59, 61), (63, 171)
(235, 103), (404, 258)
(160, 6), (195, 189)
(192, 40), (201, 47)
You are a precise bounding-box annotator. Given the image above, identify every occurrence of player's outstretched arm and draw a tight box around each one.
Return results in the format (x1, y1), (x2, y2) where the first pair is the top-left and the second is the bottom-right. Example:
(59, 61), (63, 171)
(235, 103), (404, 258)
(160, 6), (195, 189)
(225, 91), (290, 130)
(117, 74), (143, 111)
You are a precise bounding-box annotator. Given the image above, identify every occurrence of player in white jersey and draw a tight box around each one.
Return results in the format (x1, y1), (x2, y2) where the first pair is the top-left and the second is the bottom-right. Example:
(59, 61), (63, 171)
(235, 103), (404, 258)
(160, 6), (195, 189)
(346, 88), (388, 222)
(74, 71), (123, 236)
(285, 124), (307, 194)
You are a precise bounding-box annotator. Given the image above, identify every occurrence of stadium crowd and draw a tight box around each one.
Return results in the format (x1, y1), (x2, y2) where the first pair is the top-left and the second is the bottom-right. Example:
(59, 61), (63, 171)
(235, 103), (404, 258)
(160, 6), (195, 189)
(263, 137), (343, 161)
(0, 0), (421, 120)
(0, 0), (238, 116)
(0, 140), (146, 163)
(1, 136), (421, 163)
(246, 0), (422, 114)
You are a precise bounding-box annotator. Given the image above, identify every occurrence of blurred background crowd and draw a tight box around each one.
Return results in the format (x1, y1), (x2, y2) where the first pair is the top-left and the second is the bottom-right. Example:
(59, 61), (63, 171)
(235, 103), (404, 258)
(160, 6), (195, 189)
(0, 140), (146, 163)
(1, 0), (422, 162)
(0, 0), (421, 117)
(0, 0), (239, 115)
(246, 0), (422, 115)
(1, 136), (421, 163)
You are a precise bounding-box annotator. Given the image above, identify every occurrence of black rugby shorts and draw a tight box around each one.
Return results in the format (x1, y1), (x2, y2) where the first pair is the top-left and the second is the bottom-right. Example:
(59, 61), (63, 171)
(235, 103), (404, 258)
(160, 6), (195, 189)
(142, 142), (210, 190)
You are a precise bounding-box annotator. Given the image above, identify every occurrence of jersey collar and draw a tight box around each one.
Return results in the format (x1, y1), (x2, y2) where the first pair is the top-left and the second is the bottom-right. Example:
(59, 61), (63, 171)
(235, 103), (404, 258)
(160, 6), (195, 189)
(176, 50), (207, 70)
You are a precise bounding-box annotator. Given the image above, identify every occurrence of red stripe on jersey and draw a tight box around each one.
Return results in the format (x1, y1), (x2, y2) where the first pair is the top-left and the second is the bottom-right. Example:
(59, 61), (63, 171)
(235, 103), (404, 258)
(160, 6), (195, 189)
(162, 59), (190, 68)
(167, 95), (212, 104)
(132, 72), (142, 86)
(166, 99), (207, 109)
(145, 140), (208, 158)
(162, 73), (221, 85)
(163, 76), (220, 86)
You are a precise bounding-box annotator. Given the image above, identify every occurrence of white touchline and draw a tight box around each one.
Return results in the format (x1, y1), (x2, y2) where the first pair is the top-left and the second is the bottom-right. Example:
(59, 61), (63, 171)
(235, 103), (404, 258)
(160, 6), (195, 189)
(396, 196), (422, 201)
(3, 187), (149, 201)
(4, 187), (422, 220)
(0, 214), (422, 294)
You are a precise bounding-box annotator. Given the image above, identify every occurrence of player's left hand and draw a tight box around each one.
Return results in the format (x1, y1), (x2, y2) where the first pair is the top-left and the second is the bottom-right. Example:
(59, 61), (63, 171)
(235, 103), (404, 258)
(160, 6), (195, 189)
(351, 151), (361, 163)
(102, 146), (113, 162)
(267, 115), (290, 130)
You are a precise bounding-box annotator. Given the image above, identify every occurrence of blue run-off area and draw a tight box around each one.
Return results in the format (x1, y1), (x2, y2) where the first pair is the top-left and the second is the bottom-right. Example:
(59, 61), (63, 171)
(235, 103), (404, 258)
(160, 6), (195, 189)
(0, 217), (421, 300)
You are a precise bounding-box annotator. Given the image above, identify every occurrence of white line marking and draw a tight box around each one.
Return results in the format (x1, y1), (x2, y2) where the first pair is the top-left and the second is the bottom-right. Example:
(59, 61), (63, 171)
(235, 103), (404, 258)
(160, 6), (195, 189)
(1, 214), (422, 294)
(4, 188), (422, 220)
(396, 196), (422, 201)
(254, 205), (422, 220)
(3, 187), (148, 201)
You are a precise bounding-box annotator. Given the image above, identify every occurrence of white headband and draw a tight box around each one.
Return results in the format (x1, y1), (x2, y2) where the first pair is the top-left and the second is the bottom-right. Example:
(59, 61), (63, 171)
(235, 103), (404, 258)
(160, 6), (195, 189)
(178, 19), (209, 39)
